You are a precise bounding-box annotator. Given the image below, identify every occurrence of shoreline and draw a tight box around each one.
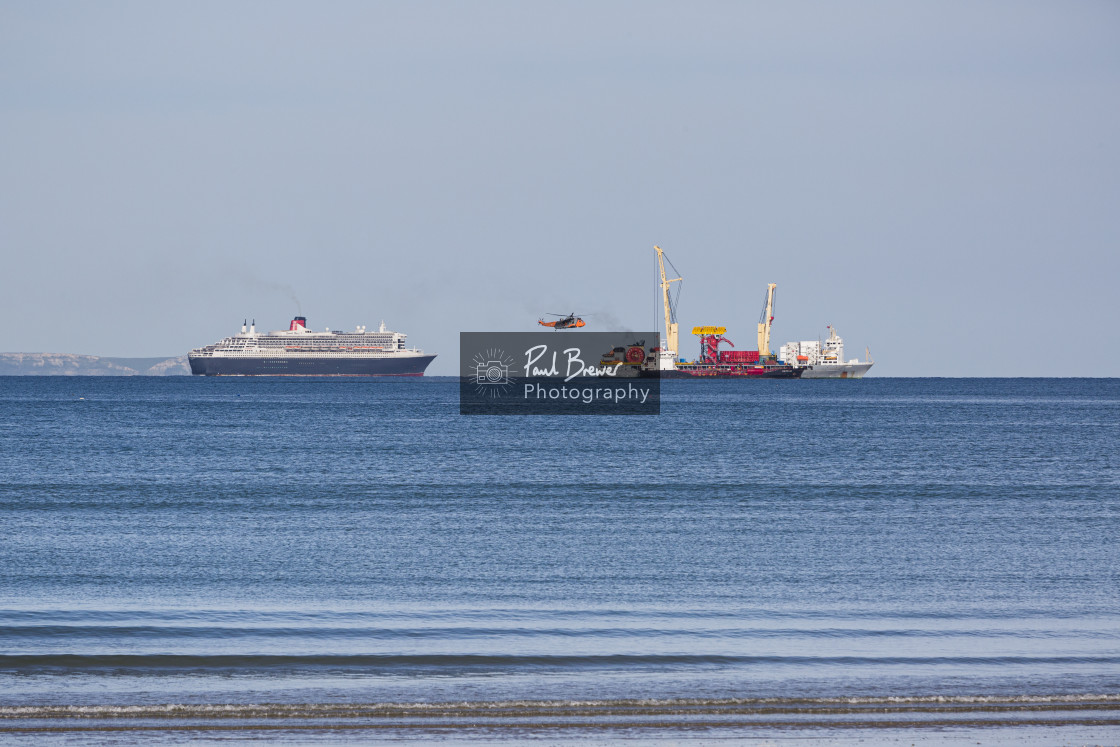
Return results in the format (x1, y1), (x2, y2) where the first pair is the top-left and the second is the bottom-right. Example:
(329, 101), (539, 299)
(3, 694), (1119, 742)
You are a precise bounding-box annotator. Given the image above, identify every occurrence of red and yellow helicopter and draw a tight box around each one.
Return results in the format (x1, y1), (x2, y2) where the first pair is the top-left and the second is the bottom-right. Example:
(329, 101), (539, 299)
(538, 312), (587, 330)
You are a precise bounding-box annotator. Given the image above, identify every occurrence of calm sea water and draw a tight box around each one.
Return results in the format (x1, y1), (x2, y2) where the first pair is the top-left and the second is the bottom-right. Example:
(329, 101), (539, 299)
(1, 377), (1118, 742)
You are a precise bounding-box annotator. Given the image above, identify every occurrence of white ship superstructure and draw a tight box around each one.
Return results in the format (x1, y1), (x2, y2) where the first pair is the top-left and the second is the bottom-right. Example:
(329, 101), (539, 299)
(188, 316), (436, 376)
(780, 326), (873, 379)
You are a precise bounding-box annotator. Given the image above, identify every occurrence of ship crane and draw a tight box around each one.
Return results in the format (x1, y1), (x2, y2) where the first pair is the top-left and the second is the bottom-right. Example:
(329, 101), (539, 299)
(757, 283), (777, 359)
(655, 246), (683, 358)
(692, 327), (733, 364)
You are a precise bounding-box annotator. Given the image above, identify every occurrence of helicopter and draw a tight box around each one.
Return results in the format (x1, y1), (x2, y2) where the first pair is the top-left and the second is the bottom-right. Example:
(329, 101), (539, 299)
(537, 313), (587, 330)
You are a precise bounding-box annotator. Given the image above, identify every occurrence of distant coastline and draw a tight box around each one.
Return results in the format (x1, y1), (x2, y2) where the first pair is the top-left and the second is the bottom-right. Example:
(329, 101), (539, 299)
(0, 353), (189, 376)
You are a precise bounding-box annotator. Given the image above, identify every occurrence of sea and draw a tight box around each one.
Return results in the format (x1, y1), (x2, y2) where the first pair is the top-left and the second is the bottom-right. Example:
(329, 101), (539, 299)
(1, 376), (1118, 744)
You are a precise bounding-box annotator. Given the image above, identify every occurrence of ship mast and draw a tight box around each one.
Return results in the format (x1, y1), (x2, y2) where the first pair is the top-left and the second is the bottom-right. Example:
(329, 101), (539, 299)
(757, 283), (776, 357)
(655, 246), (682, 356)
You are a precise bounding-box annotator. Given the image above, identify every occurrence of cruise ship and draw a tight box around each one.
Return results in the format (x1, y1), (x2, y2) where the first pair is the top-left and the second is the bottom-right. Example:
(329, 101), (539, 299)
(188, 317), (436, 376)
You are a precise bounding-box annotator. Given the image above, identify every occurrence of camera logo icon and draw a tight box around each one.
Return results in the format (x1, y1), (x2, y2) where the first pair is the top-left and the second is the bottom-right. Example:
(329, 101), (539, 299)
(471, 348), (515, 399)
(476, 360), (509, 386)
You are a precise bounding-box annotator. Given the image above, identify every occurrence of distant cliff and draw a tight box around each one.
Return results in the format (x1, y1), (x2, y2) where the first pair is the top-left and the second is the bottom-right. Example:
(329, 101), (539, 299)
(0, 353), (191, 376)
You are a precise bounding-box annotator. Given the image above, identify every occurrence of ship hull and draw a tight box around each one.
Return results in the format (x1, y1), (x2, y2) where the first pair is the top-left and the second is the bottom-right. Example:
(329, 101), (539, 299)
(659, 364), (802, 379)
(799, 362), (873, 379)
(188, 355), (436, 376)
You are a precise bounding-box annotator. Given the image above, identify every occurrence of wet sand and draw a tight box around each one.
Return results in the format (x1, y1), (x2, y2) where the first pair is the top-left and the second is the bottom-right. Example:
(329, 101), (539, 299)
(2, 694), (1119, 743)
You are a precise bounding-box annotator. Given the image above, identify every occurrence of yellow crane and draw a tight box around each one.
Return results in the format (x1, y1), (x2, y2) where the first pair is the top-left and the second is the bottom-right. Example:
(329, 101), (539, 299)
(655, 246), (682, 358)
(757, 283), (777, 358)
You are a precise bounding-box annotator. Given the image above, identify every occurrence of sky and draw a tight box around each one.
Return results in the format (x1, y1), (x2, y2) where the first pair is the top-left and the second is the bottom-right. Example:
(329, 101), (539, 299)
(1, 1), (1117, 376)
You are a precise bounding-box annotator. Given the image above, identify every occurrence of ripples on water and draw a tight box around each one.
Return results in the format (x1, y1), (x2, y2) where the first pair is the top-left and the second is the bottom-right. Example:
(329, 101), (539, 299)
(0, 377), (1118, 740)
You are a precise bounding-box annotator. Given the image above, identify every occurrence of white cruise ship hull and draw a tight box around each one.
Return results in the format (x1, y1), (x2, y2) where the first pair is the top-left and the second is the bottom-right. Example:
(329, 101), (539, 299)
(188, 354), (435, 376)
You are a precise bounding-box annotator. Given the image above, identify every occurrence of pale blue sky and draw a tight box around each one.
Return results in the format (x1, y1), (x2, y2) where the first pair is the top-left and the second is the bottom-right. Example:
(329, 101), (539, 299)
(2, 2), (1117, 375)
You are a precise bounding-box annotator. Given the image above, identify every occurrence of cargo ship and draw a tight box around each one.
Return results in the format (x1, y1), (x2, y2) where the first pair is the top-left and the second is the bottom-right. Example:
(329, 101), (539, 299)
(651, 247), (801, 378)
(779, 326), (873, 378)
(188, 317), (436, 376)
